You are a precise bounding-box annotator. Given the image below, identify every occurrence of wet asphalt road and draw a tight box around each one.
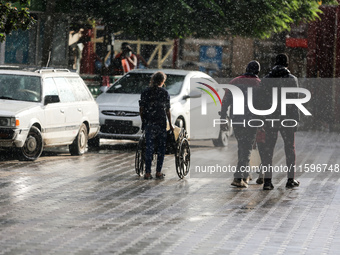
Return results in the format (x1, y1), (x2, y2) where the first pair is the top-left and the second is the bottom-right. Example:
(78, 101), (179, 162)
(1, 131), (340, 254)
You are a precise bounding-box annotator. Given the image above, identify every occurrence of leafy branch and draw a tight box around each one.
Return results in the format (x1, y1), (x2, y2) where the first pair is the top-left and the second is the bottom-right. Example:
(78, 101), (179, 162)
(0, 0), (36, 42)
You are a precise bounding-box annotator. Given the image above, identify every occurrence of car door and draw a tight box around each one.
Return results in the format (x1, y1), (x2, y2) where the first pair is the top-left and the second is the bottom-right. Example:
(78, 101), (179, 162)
(54, 77), (83, 143)
(66, 76), (99, 137)
(42, 77), (69, 145)
(189, 76), (221, 140)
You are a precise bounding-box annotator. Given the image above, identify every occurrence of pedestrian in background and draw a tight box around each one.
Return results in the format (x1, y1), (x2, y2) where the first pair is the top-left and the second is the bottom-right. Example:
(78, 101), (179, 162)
(139, 71), (173, 180)
(120, 44), (137, 73)
(113, 42), (137, 74)
(259, 53), (300, 190)
(220, 61), (261, 188)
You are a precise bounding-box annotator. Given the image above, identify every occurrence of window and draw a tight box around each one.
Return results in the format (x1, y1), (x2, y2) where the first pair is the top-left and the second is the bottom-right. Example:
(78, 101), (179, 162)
(54, 77), (76, 103)
(107, 73), (184, 96)
(66, 77), (92, 101)
(0, 74), (41, 102)
(44, 78), (59, 96)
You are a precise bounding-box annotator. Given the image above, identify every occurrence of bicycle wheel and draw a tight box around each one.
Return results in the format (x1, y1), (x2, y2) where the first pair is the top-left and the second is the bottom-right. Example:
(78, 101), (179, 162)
(175, 138), (190, 179)
(135, 135), (145, 176)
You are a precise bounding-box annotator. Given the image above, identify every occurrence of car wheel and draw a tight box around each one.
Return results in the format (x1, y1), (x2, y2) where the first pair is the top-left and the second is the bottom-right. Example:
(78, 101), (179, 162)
(212, 130), (229, 147)
(70, 123), (88, 155)
(175, 138), (190, 178)
(19, 126), (43, 161)
(88, 136), (100, 148)
(212, 119), (233, 147)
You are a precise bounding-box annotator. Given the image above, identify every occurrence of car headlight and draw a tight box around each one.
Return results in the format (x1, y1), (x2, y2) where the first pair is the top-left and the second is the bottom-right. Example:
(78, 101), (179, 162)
(0, 117), (17, 127)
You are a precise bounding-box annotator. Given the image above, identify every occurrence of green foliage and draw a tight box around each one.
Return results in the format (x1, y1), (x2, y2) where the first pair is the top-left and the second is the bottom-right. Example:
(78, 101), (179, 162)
(2, 0), (337, 42)
(0, 0), (35, 42)
(65, 0), (338, 40)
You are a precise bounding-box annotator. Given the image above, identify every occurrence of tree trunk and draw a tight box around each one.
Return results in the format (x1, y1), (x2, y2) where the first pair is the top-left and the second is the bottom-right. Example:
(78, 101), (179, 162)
(41, 0), (56, 67)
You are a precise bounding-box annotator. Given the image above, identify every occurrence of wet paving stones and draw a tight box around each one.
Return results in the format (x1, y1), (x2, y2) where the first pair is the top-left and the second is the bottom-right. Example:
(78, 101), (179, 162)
(1, 131), (340, 254)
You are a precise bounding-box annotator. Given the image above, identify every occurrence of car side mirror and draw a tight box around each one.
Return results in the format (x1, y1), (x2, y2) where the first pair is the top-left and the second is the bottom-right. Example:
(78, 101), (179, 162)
(44, 95), (60, 105)
(183, 90), (201, 100)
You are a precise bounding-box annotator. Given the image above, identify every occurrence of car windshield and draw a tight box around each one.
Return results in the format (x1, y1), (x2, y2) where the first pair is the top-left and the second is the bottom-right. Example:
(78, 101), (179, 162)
(106, 73), (185, 95)
(0, 74), (41, 102)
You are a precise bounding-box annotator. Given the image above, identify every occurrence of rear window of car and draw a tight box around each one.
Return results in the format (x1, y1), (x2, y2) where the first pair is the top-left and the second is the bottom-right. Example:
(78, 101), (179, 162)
(66, 77), (92, 101)
(106, 73), (185, 96)
(0, 74), (41, 102)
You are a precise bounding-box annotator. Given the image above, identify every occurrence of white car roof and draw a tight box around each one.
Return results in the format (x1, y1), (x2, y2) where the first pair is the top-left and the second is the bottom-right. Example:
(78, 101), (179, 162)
(0, 68), (80, 79)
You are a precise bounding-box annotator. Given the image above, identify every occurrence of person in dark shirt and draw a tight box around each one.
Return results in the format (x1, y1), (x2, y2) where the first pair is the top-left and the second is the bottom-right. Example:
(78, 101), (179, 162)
(220, 61), (261, 188)
(139, 71), (173, 180)
(258, 53), (300, 190)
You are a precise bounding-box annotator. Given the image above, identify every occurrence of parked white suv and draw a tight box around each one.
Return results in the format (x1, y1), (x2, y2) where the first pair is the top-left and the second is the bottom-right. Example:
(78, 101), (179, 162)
(0, 68), (100, 161)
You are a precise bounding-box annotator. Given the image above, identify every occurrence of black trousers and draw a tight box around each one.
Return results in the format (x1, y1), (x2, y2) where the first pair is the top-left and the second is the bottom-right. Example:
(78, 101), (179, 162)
(233, 126), (257, 179)
(258, 127), (296, 180)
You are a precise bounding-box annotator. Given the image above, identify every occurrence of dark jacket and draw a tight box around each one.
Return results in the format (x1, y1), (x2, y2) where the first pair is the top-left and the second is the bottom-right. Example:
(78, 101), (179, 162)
(139, 86), (170, 129)
(260, 65), (300, 125)
(220, 73), (261, 123)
